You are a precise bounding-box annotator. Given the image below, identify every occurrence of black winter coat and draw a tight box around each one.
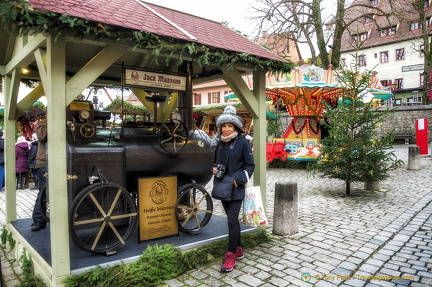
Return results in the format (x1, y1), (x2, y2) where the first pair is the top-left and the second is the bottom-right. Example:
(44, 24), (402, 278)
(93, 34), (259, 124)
(213, 135), (255, 201)
(28, 140), (38, 169)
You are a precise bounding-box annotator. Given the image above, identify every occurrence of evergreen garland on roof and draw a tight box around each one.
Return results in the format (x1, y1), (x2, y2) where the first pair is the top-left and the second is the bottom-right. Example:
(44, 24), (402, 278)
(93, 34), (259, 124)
(0, 0), (294, 74)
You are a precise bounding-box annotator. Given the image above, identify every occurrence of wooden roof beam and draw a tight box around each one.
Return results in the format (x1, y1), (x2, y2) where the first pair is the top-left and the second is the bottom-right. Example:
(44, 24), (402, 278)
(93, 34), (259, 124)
(222, 66), (258, 118)
(65, 45), (128, 106)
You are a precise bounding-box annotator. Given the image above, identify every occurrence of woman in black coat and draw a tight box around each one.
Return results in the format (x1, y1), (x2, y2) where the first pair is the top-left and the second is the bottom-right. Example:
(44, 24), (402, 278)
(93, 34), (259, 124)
(211, 105), (255, 273)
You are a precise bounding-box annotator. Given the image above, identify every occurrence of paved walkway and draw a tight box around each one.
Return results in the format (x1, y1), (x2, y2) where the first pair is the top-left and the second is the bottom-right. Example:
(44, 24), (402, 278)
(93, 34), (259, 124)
(1, 145), (431, 286)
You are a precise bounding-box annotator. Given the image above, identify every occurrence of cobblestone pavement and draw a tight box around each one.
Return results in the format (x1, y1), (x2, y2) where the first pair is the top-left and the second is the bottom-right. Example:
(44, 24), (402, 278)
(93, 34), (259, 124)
(166, 145), (432, 287)
(0, 188), (37, 287)
(1, 145), (431, 287)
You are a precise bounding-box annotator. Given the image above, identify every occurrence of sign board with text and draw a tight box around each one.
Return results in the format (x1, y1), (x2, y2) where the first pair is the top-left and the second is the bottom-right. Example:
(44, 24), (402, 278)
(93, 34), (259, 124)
(138, 176), (178, 241)
(401, 64), (424, 72)
(124, 69), (186, 91)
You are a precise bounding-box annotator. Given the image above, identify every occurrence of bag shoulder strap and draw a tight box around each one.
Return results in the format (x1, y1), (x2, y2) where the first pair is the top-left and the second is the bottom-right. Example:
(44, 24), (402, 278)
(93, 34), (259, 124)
(244, 170), (251, 187)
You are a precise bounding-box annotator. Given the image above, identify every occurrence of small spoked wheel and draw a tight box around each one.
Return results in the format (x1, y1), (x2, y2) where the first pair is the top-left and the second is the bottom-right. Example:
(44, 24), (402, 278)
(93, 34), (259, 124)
(69, 182), (137, 254)
(176, 183), (213, 234)
(159, 120), (188, 153)
(80, 123), (96, 138)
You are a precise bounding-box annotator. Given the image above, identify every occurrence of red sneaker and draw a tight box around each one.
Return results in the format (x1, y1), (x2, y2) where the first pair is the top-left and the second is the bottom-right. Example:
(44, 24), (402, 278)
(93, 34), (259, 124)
(235, 247), (244, 260)
(221, 252), (236, 272)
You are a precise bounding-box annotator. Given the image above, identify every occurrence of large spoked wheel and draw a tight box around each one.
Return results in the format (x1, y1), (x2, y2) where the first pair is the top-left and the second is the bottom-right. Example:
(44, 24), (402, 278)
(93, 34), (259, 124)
(159, 120), (188, 153)
(176, 183), (213, 234)
(37, 186), (50, 222)
(69, 182), (137, 254)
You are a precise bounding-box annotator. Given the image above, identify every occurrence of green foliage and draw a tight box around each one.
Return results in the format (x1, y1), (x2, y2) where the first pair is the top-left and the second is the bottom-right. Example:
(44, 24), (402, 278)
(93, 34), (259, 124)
(307, 67), (403, 195)
(1, 225), (16, 253)
(0, 225), (7, 245)
(63, 230), (269, 287)
(124, 244), (182, 286)
(192, 102), (243, 114)
(0, 0), (294, 73)
(18, 249), (47, 287)
(266, 107), (285, 141)
(266, 117), (278, 141)
(7, 231), (16, 250)
(104, 98), (148, 113)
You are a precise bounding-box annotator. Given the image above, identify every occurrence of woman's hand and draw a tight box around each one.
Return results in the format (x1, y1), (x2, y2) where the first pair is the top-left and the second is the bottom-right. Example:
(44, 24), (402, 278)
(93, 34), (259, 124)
(233, 180), (238, 187)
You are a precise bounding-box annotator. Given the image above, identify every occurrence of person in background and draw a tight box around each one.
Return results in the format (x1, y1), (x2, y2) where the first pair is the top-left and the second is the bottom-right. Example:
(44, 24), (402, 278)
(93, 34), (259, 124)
(31, 116), (47, 231)
(210, 106), (255, 272)
(28, 133), (39, 191)
(0, 130), (4, 191)
(15, 136), (30, 190)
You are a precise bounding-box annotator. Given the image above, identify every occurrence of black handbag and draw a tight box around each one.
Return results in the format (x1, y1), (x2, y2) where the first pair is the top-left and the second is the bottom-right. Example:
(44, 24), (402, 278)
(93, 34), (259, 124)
(212, 175), (235, 201)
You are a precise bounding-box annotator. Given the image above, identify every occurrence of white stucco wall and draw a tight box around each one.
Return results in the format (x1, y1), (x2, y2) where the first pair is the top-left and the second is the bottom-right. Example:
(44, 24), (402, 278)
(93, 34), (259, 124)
(341, 38), (425, 92)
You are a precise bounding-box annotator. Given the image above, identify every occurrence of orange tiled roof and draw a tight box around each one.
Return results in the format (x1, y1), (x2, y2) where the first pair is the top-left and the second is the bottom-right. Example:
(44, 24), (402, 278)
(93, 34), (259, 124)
(29, 0), (285, 62)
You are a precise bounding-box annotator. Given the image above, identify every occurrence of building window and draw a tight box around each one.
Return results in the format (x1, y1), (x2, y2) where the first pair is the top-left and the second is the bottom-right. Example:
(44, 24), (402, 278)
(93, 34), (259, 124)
(211, 91), (220, 103)
(395, 78), (403, 89)
(395, 99), (402, 106)
(207, 92), (211, 104)
(420, 73), (424, 86)
(358, 55), (366, 66)
(412, 91), (421, 103)
(380, 51), (389, 63)
(370, 0), (379, 5)
(396, 48), (405, 60)
(365, 15), (373, 23)
(353, 32), (368, 42)
(424, 0), (429, 8)
(379, 26), (397, 37)
(193, 93), (201, 105)
(410, 22), (421, 31)
(420, 44), (425, 57)
(381, 80), (389, 87)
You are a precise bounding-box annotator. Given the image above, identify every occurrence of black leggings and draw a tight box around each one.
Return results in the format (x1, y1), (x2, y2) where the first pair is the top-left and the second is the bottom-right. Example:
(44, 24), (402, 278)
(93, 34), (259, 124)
(221, 199), (243, 253)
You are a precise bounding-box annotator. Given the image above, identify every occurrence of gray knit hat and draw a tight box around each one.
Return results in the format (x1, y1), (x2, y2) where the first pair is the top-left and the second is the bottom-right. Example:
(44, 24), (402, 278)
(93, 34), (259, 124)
(216, 105), (244, 131)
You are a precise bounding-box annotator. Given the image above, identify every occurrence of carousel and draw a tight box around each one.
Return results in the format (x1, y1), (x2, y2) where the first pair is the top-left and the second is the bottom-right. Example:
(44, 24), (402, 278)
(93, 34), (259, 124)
(264, 65), (341, 161)
(265, 65), (392, 162)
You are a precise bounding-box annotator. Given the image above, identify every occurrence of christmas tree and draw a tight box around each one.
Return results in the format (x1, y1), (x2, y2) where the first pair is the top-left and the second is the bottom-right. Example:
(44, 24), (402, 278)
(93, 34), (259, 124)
(307, 67), (403, 196)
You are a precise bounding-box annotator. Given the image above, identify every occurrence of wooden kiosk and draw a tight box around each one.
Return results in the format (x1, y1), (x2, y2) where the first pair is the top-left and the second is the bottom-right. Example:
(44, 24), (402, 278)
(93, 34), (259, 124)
(0, 1), (292, 285)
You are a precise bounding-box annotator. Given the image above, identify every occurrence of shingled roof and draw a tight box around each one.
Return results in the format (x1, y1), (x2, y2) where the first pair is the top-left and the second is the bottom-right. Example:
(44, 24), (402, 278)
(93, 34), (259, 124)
(29, 0), (285, 62)
(340, 0), (432, 52)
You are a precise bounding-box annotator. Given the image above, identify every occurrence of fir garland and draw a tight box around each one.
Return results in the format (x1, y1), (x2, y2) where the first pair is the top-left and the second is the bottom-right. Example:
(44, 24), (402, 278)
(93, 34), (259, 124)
(0, 0), (294, 73)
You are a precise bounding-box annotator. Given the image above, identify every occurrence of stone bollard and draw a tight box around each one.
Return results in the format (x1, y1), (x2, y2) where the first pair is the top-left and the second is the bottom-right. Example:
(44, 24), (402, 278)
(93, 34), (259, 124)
(407, 146), (420, 170)
(364, 180), (381, 191)
(273, 181), (298, 236)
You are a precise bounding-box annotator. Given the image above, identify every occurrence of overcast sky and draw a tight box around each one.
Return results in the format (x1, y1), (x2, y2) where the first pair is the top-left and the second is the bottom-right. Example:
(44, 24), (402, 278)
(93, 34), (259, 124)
(143, 0), (260, 37)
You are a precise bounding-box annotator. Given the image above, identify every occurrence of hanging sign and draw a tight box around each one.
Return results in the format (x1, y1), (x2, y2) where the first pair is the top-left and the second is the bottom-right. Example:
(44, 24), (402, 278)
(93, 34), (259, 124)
(124, 69), (186, 91)
(138, 175), (178, 241)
